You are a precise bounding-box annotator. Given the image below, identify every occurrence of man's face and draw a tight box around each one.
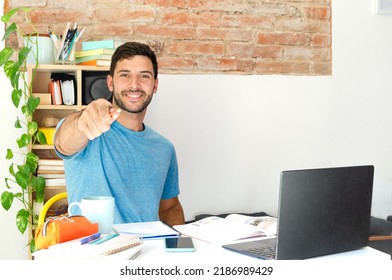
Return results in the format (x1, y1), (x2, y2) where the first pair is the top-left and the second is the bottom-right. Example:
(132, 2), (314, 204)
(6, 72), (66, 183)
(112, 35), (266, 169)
(107, 55), (158, 114)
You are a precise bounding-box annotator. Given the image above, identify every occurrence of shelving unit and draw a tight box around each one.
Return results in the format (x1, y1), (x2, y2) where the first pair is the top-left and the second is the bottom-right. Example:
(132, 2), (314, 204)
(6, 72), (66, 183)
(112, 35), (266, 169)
(28, 63), (110, 217)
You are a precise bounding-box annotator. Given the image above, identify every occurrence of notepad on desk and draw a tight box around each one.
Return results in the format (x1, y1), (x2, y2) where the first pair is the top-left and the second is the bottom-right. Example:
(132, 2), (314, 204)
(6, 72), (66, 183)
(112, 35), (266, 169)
(113, 221), (180, 239)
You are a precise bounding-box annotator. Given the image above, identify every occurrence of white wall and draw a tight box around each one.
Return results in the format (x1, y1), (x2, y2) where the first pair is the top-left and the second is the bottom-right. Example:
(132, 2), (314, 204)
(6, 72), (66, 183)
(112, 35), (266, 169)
(1, 0), (392, 259)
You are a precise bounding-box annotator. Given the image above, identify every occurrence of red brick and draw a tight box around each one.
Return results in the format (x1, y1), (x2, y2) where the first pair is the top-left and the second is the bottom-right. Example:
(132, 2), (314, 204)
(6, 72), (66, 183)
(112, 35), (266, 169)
(145, 0), (187, 8)
(135, 26), (197, 40)
(160, 12), (221, 26)
(158, 56), (196, 69)
(311, 34), (331, 48)
(168, 41), (225, 55)
(197, 57), (254, 73)
(94, 8), (156, 22)
(257, 32), (310, 46)
(197, 28), (253, 42)
(305, 7), (331, 20)
(254, 61), (312, 75)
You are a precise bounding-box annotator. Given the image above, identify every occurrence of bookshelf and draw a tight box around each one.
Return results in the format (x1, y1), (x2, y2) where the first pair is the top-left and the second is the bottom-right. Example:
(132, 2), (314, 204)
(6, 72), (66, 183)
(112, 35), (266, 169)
(28, 64), (110, 218)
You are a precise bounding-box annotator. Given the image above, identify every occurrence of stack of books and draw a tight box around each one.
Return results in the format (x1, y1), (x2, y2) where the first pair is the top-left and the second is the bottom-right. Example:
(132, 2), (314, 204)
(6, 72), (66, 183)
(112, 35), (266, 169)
(49, 79), (75, 105)
(48, 73), (76, 105)
(76, 40), (117, 66)
(37, 159), (66, 187)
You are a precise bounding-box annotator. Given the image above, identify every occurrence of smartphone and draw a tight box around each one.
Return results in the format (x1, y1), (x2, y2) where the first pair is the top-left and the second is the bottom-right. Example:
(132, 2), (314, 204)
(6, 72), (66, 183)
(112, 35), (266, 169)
(165, 237), (195, 252)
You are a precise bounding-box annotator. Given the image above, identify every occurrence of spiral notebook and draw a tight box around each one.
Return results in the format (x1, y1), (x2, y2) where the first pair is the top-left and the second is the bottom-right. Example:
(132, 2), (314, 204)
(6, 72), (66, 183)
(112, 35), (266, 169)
(33, 234), (143, 260)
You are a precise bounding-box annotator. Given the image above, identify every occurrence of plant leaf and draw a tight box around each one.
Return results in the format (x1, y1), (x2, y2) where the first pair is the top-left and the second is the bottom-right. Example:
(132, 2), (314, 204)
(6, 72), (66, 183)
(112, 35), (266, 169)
(25, 152), (38, 172)
(30, 238), (36, 253)
(36, 130), (47, 144)
(16, 133), (31, 148)
(16, 209), (29, 234)
(11, 89), (22, 108)
(22, 105), (33, 119)
(15, 170), (29, 190)
(1, 191), (14, 210)
(18, 46), (31, 66)
(5, 149), (13, 160)
(1, 22), (17, 41)
(26, 96), (40, 114)
(31, 176), (45, 203)
(8, 164), (15, 177)
(17, 163), (31, 177)
(0, 47), (14, 67)
(3, 59), (22, 91)
(1, 7), (30, 24)
(14, 117), (22, 129)
(28, 121), (38, 136)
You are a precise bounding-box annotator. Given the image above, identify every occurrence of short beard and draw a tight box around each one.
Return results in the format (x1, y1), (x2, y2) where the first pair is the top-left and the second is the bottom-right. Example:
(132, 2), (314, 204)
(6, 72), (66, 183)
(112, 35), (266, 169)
(112, 88), (153, 114)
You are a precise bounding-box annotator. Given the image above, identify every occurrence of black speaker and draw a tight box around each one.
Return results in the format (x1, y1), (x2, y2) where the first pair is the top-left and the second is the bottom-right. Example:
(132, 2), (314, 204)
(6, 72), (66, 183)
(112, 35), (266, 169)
(82, 71), (112, 105)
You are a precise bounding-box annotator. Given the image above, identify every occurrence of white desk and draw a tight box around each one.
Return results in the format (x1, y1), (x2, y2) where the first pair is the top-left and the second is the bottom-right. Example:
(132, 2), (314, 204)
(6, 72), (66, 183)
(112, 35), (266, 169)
(32, 236), (390, 262)
(29, 236), (391, 280)
(136, 237), (390, 262)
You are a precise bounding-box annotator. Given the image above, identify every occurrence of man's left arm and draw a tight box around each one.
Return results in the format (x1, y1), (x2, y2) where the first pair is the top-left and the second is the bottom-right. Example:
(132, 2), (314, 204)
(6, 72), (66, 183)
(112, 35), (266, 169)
(159, 197), (185, 226)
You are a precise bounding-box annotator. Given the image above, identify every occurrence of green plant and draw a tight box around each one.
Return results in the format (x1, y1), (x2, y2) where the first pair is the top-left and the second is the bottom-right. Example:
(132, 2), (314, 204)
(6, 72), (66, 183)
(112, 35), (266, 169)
(0, 7), (47, 253)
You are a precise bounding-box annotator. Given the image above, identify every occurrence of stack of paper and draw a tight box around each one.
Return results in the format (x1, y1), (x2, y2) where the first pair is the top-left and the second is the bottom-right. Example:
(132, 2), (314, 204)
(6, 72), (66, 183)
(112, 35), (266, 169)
(113, 221), (179, 239)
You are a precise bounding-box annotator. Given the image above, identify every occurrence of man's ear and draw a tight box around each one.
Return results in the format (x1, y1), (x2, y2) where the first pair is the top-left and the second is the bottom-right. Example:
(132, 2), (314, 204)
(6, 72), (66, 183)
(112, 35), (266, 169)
(107, 75), (114, 92)
(153, 78), (159, 93)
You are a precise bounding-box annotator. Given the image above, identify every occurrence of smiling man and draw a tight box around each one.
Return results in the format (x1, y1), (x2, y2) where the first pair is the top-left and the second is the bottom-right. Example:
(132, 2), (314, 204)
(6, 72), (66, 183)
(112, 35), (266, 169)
(54, 42), (185, 226)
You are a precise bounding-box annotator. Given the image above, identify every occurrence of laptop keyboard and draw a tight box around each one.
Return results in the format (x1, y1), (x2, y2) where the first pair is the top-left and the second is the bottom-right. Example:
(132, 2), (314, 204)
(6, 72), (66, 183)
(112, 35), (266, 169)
(244, 243), (276, 259)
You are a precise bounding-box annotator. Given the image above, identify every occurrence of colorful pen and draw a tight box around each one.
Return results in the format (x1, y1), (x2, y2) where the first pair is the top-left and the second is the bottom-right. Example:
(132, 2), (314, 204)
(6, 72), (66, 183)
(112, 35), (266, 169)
(89, 233), (119, 245)
(80, 233), (101, 245)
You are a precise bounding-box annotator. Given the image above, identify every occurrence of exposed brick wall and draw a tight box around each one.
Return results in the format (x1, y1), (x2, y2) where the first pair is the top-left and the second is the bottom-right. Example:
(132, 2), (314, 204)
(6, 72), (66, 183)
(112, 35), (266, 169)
(4, 0), (331, 75)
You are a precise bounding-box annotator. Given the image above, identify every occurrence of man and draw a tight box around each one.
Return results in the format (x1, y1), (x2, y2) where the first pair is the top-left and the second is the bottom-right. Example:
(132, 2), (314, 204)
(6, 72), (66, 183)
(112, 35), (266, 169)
(54, 42), (185, 226)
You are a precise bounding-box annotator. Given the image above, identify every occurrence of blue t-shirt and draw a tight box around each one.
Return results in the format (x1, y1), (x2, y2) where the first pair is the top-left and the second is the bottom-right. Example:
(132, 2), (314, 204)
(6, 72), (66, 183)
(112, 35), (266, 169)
(55, 120), (180, 224)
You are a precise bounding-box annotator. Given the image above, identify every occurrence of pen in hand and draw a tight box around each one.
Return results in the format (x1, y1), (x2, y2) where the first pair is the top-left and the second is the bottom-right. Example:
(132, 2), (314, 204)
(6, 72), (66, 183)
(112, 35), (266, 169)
(80, 232), (101, 245)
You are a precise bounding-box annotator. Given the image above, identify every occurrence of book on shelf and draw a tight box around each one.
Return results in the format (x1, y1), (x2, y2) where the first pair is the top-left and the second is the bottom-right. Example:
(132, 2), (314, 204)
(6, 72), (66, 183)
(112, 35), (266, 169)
(75, 48), (115, 58)
(37, 169), (65, 175)
(75, 53), (112, 64)
(44, 178), (66, 187)
(60, 80), (75, 105)
(39, 173), (66, 179)
(173, 214), (277, 244)
(32, 234), (142, 260)
(38, 164), (64, 171)
(82, 39), (117, 51)
(38, 159), (64, 166)
(48, 80), (62, 105)
(77, 59), (111, 67)
(37, 165), (65, 176)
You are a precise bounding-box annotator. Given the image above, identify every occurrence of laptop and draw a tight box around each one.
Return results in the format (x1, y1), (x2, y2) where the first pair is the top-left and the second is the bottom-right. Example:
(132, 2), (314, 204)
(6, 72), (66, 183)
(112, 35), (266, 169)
(222, 165), (374, 260)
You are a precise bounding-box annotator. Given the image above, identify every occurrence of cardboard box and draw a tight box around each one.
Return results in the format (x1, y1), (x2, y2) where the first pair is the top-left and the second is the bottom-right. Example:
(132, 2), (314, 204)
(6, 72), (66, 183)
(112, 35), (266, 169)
(33, 93), (52, 105)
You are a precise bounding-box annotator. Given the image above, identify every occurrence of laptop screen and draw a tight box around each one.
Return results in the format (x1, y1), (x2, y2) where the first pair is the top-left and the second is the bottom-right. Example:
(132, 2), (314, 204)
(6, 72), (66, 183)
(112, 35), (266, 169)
(276, 165), (374, 259)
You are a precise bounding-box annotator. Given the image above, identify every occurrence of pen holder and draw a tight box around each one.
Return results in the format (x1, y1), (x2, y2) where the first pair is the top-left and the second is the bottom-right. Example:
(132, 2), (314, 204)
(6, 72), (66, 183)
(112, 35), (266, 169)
(55, 44), (76, 65)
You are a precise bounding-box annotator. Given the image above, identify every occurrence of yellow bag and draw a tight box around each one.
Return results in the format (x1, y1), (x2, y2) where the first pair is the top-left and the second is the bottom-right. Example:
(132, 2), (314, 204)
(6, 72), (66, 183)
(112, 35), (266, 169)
(35, 215), (98, 250)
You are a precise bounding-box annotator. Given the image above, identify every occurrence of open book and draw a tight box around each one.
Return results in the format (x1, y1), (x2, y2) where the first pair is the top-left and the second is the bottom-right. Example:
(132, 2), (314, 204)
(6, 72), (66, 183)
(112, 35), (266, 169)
(174, 214), (277, 244)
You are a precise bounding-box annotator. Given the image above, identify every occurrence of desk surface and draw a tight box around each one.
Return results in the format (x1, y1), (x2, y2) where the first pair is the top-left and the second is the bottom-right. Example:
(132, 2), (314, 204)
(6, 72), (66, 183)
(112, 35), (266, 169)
(33, 236), (391, 261)
(136, 237), (390, 262)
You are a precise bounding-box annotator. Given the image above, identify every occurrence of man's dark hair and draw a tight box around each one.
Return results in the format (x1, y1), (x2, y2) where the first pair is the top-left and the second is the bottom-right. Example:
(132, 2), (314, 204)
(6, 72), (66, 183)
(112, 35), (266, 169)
(109, 42), (158, 79)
